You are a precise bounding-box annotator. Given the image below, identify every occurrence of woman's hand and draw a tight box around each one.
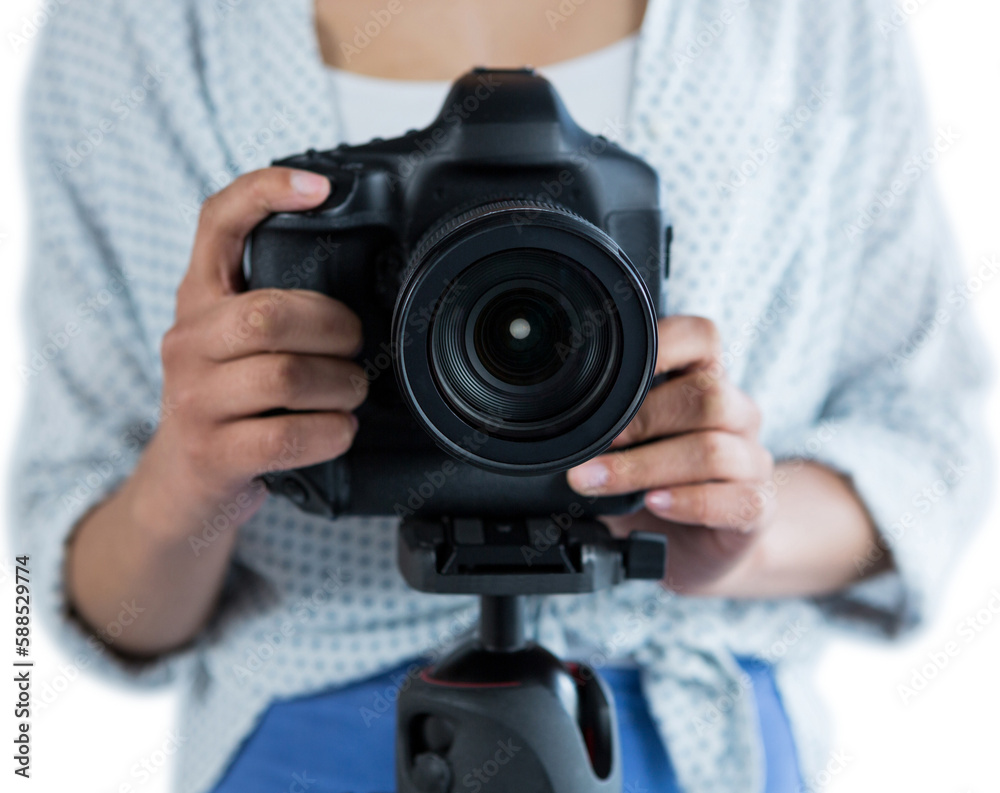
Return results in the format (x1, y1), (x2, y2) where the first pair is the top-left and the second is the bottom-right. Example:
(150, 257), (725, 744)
(139, 167), (368, 535)
(567, 315), (887, 598)
(67, 168), (366, 655)
(567, 316), (775, 595)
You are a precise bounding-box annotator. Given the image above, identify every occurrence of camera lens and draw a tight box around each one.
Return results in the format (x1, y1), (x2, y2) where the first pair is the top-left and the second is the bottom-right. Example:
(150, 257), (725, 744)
(394, 201), (657, 475)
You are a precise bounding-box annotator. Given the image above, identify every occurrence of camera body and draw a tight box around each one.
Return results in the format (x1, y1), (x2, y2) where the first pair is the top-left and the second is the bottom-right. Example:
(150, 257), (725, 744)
(245, 69), (669, 520)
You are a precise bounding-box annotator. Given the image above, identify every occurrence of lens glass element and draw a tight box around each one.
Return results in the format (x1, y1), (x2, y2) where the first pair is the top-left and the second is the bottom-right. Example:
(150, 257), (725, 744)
(430, 248), (621, 440)
(474, 287), (570, 386)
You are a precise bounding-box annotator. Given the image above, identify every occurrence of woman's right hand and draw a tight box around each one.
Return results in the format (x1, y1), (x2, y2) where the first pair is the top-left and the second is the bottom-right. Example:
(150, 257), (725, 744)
(136, 167), (368, 537)
(67, 168), (366, 655)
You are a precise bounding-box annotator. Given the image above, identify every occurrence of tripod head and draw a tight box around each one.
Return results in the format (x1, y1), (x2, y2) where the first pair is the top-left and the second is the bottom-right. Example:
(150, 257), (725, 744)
(396, 517), (667, 793)
(400, 515), (666, 593)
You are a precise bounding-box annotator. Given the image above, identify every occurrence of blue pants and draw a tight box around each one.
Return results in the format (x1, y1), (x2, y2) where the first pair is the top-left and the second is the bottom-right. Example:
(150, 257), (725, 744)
(212, 657), (802, 792)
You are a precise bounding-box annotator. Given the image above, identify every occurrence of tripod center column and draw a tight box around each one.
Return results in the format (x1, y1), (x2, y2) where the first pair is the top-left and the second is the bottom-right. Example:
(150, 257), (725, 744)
(479, 595), (527, 651)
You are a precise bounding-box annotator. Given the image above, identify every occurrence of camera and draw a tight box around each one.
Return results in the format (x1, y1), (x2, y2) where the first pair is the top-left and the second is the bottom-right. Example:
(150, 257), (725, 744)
(245, 68), (670, 520)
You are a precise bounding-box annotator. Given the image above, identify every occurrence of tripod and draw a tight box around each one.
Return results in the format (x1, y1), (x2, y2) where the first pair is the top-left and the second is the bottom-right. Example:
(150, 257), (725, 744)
(395, 516), (667, 793)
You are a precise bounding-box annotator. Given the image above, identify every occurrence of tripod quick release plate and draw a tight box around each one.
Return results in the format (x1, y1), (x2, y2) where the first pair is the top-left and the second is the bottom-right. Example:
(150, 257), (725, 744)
(398, 517), (667, 596)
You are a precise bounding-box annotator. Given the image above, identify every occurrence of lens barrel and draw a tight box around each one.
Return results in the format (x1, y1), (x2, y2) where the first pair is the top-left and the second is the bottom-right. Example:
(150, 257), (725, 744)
(393, 201), (657, 475)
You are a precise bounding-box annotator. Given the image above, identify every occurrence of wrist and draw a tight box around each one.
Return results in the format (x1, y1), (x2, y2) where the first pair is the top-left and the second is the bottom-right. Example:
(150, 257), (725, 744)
(738, 461), (884, 598)
(695, 531), (769, 598)
(124, 430), (262, 552)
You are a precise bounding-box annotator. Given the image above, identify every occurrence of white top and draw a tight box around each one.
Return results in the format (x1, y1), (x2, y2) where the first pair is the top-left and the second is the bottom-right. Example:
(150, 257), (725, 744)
(326, 34), (639, 143)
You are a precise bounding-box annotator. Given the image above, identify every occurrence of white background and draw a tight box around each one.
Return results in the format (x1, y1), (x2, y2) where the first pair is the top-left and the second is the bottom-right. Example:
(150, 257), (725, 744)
(1, 2), (998, 792)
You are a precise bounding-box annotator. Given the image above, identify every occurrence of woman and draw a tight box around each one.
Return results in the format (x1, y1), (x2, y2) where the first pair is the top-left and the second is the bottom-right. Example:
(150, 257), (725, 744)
(12, 1), (989, 791)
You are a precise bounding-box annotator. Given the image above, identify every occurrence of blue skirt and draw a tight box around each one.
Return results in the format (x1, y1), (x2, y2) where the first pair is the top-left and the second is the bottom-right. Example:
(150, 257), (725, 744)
(212, 657), (802, 792)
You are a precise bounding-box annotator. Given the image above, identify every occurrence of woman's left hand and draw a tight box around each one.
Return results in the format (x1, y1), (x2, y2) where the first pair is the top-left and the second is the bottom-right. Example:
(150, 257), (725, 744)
(566, 316), (775, 595)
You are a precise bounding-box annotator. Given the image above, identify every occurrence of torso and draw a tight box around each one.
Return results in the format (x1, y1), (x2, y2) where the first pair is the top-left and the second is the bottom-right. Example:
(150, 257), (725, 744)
(34, 3), (912, 788)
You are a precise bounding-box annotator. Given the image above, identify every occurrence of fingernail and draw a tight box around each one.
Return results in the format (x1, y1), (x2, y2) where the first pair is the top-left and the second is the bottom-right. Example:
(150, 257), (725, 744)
(290, 170), (330, 196)
(646, 490), (672, 513)
(569, 462), (610, 493)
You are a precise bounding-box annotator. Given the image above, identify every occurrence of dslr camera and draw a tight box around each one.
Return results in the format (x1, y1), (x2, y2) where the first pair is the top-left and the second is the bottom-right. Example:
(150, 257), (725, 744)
(246, 68), (669, 521)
